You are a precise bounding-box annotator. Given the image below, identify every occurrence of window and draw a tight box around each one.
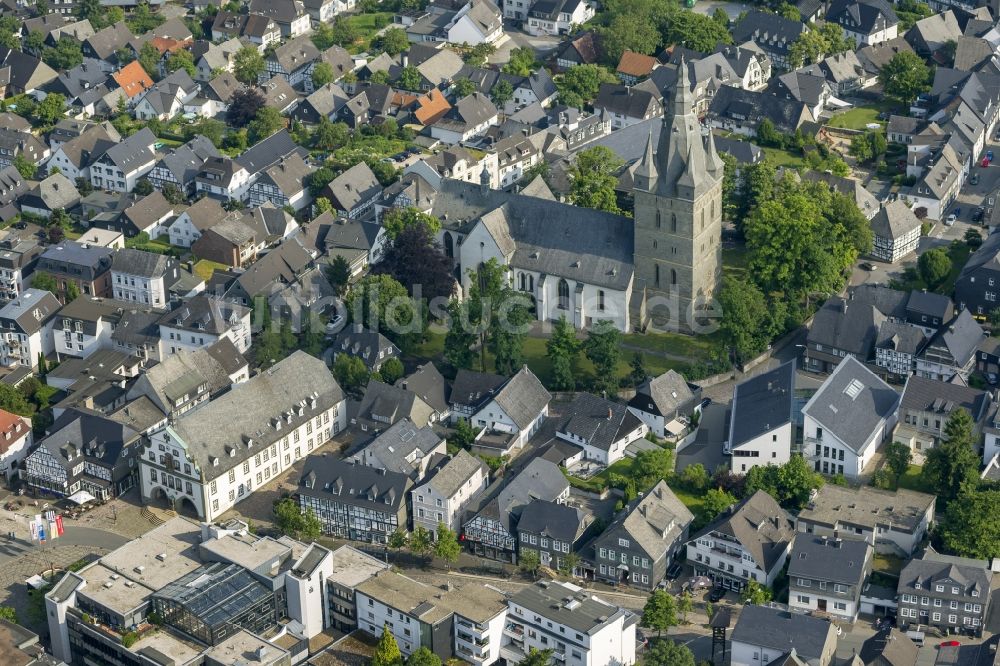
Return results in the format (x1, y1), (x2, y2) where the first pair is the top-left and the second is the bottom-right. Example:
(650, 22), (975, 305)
(558, 279), (569, 310)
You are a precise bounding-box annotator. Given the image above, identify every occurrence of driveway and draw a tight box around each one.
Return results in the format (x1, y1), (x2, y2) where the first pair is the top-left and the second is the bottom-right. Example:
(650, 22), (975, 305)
(489, 27), (562, 64)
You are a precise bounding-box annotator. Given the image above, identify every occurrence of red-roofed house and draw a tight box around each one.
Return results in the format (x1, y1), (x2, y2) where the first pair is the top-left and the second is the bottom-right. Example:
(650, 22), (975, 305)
(413, 88), (452, 125)
(617, 50), (658, 85)
(112, 60), (154, 99)
(0, 409), (31, 481)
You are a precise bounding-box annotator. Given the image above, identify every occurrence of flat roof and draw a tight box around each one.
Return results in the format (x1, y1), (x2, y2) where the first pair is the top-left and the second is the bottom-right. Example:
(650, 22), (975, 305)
(509, 581), (628, 635)
(200, 532), (291, 576)
(78, 563), (155, 615)
(356, 570), (507, 625)
(131, 628), (202, 664)
(97, 516), (203, 592)
(202, 628), (290, 665)
(327, 546), (389, 589)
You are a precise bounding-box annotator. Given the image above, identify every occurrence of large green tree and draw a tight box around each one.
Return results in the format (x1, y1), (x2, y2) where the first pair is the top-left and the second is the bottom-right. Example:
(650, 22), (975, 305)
(883, 441), (912, 487)
(557, 65), (617, 108)
(568, 146), (624, 214)
(938, 489), (1000, 559)
(878, 51), (931, 104)
(233, 46), (266, 85)
(372, 626), (403, 666)
(918, 247), (951, 290)
(718, 277), (772, 363)
(644, 640), (695, 666)
(585, 319), (622, 395)
(921, 408), (980, 504)
(547, 316), (580, 390)
(434, 522), (461, 564)
(641, 590), (678, 637)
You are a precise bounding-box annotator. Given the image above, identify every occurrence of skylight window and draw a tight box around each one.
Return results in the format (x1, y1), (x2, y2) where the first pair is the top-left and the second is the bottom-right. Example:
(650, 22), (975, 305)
(844, 379), (864, 400)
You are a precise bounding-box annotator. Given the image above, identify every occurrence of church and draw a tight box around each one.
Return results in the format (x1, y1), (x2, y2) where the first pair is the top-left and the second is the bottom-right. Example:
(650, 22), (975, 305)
(424, 62), (725, 334)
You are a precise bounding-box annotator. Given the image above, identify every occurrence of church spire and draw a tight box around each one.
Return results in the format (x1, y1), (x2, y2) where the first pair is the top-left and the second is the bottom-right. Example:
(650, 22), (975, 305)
(705, 128), (725, 179)
(634, 128), (657, 191)
(672, 54), (695, 118)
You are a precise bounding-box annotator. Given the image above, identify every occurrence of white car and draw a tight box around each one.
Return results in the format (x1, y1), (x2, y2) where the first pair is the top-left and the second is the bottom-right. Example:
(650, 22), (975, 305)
(945, 214), (957, 226)
(325, 315), (345, 336)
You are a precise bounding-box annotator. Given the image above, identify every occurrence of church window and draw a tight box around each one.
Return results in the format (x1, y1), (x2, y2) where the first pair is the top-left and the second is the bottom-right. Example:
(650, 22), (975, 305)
(529, 275), (534, 292)
(443, 232), (454, 258)
(598, 290), (605, 311)
(656, 209), (661, 229)
(519, 273), (526, 291)
(701, 209), (705, 231)
(654, 265), (660, 287)
(558, 279), (569, 309)
(711, 200), (716, 220)
(652, 240), (657, 249)
(670, 213), (677, 232)
(671, 269), (677, 285)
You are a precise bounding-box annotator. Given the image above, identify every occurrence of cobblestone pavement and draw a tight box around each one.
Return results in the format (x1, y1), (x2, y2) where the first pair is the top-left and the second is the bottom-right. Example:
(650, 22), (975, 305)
(1, 487), (160, 540)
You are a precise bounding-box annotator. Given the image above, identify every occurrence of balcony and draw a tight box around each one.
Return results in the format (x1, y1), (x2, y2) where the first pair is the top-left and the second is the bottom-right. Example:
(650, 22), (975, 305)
(504, 623), (524, 641)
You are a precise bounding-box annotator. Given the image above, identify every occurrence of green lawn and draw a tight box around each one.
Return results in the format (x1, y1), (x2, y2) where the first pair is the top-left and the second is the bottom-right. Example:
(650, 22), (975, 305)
(192, 259), (229, 282)
(872, 553), (905, 575)
(564, 457), (705, 515)
(826, 101), (896, 130)
(762, 147), (807, 169)
(896, 464), (933, 494)
(344, 12), (393, 53)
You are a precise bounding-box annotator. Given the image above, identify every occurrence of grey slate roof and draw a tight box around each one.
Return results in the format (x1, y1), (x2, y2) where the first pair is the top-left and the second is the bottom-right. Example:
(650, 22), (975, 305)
(333, 324), (399, 371)
(801, 356), (900, 453)
(356, 380), (435, 428)
(0, 288), (60, 334)
(708, 85), (810, 134)
(788, 535), (870, 586)
(475, 457), (567, 531)
(112, 247), (177, 279)
(871, 200), (921, 241)
(827, 0), (898, 35)
(436, 92), (497, 132)
(270, 35), (319, 73)
(594, 83), (661, 119)
(235, 130), (303, 175)
(731, 605), (837, 662)
(559, 392), (644, 452)
(516, 498), (590, 543)
(729, 361), (795, 448)
(169, 351), (343, 481)
(430, 179), (634, 291)
(921, 309), (983, 368)
(157, 292), (249, 335)
(898, 548), (992, 600)
(899, 374), (989, 419)
(101, 127), (156, 173)
(858, 629), (919, 666)
(691, 490), (794, 573)
(907, 289), (953, 322)
(509, 580), (632, 635)
(632, 370), (696, 417)
(355, 418), (443, 477)
(420, 448), (485, 499)
(876, 320), (927, 356)
(597, 479), (693, 561)
(325, 162), (381, 212)
(395, 363), (448, 415)
(490, 366), (551, 430)
(300, 458), (410, 513)
(451, 368), (506, 409)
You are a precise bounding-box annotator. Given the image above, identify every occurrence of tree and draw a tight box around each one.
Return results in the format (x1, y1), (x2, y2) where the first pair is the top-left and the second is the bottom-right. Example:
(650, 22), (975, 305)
(922, 408), (980, 504)
(132, 179), (154, 197)
(31, 272), (57, 294)
(0, 606), (17, 623)
(380, 357), (405, 385)
(585, 319), (622, 395)
(166, 49), (196, 77)
(678, 463), (710, 492)
(332, 353), (369, 393)
(127, 1), (164, 34)
(502, 48), (537, 76)
(490, 79), (513, 109)
(518, 548), (540, 575)
(744, 457), (823, 511)
(677, 591), (694, 624)
(186, 117), (226, 148)
(698, 488), (737, 526)
(879, 51), (931, 104)
(600, 12), (660, 62)
(43, 37), (83, 71)
(443, 300), (478, 371)
(382, 206), (441, 240)
(375, 223), (455, 302)
(568, 146), (623, 213)
(918, 247), (951, 290)
(0, 384), (32, 416)
(642, 590), (678, 637)
(448, 418), (480, 450)
(325, 255), (351, 297)
(434, 522), (461, 563)
(409, 526), (433, 558)
(311, 61), (335, 88)
(228, 88), (266, 127)
(137, 41), (161, 80)
(518, 648), (553, 666)
(547, 315), (580, 390)
(755, 118), (782, 147)
(938, 489), (1000, 559)
(741, 580), (773, 605)
(272, 497), (321, 540)
(884, 441), (912, 487)
(370, 70), (391, 85)
(376, 28), (410, 56)
(161, 183), (185, 204)
(558, 64), (617, 108)
(398, 66), (423, 91)
(718, 277), (772, 362)
(233, 46), (266, 85)
(453, 78), (477, 98)
(633, 448), (673, 486)
(388, 529), (408, 550)
(372, 626), (403, 666)
(406, 647), (442, 666)
(313, 118), (349, 150)
(643, 640), (694, 666)
(559, 551), (580, 576)
(248, 106), (284, 144)
(13, 155), (36, 180)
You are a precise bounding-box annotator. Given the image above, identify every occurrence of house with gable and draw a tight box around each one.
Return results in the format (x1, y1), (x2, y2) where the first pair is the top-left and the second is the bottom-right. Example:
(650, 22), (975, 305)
(410, 449), (487, 538)
(726, 361), (796, 472)
(263, 35), (320, 90)
(466, 366), (550, 450)
(628, 370), (702, 438)
(88, 127), (157, 193)
(827, 0), (899, 47)
(352, 418), (447, 481)
(555, 393), (647, 466)
(157, 292), (251, 355)
(897, 549), (991, 637)
(590, 479), (693, 590)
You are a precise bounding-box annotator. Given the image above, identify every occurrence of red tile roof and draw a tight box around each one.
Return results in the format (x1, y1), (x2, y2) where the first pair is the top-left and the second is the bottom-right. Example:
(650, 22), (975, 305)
(414, 88), (451, 125)
(112, 60), (154, 98)
(0, 409), (28, 456)
(617, 51), (657, 78)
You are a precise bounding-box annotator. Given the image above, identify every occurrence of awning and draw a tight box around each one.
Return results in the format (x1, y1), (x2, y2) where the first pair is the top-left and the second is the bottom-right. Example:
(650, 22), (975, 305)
(665, 419), (686, 436)
(827, 96), (853, 109)
(67, 490), (96, 505)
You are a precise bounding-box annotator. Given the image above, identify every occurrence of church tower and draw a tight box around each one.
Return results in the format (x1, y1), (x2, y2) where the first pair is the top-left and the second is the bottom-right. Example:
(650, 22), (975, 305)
(632, 57), (724, 332)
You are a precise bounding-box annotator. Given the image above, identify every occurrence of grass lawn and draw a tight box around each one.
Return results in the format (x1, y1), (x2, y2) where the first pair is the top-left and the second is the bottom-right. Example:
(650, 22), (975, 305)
(564, 456), (705, 516)
(762, 146), (807, 169)
(896, 464), (933, 494)
(826, 100), (896, 130)
(872, 553), (905, 575)
(344, 12), (393, 53)
(622, 330), (726, 359)
(192, 259), (229, 282)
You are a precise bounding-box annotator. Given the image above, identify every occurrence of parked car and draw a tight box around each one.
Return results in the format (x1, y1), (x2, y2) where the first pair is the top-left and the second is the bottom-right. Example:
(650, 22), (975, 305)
(666, 562), (683, 580)
(945, 214), (957, 226)
(325, 314), (345, 336)
(860, 262), (877, 271)
(988, 150), (994, 162)
(971, 172), (980, 185)
(988, 372), (997, 385)
(940, 641), (961, 648)
(973, 208), (985, 222)
(707, 587), (726, 602)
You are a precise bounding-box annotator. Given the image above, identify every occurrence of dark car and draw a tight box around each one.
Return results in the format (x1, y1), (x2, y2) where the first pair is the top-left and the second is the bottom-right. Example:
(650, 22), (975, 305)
(973, 208), (985, 222)
(666, 563), (683, 580)
(707, 587), (726, 602)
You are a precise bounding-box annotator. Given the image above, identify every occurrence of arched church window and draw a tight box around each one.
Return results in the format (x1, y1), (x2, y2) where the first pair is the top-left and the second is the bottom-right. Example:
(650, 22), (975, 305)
(671, 269), (677, 285)
(654, 265), (660, 287)
(558, 279), (569, 310)
(519, 273), (526, 291)
(443, 232), (454, 258)
(656, 209), (661, 229)
(671, 213), (677, 232)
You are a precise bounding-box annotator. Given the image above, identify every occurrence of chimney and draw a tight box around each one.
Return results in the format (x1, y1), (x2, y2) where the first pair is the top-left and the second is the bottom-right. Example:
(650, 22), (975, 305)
(607, 407), (612, 420)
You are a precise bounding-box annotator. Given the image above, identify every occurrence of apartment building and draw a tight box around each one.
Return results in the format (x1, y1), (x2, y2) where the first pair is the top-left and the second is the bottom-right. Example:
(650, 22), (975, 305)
(0, 288), (59, 369)
(157, 293), (252, 355)
(410, 449), (488, 538)
(36, 241), (113, 303)
(788, 535), (873, 622)
(110, 248), (182, 308)
(0, 409), (31, 482)
(139, 351), (346, 521)
(897, 549), (992, 637)
(502, 580), (637, 666)
(726, 361), (796, 472)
